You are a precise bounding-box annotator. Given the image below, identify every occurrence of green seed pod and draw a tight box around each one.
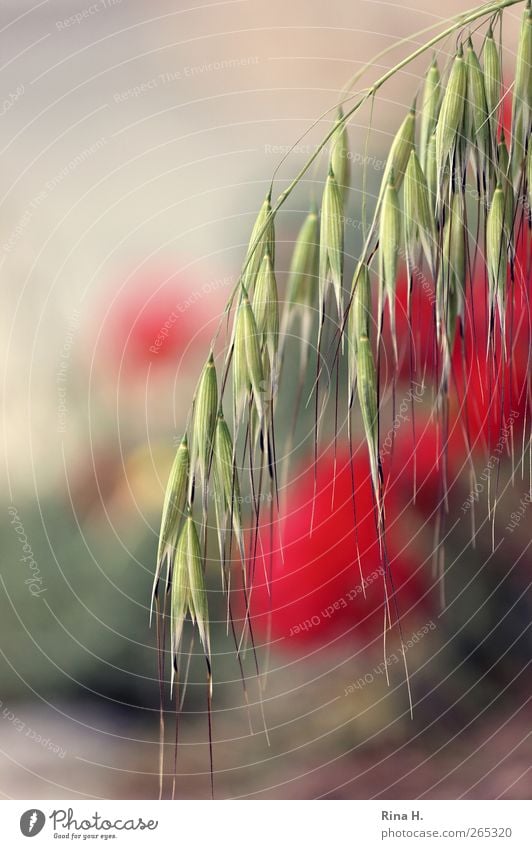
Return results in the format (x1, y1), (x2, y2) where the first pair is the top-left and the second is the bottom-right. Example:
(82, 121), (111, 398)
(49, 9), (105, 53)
(171, 517), (190, 658)
(435, 46), (467, 179)
(253, 251), (279, 365)
(497, 133), (515, 239)
(425, 132), (438, 215)
(403, 149), (436, 273)
(157, 435), (190, 570)
(511, 4), (532, 178)
(286, 210), (320, 308)
(190, 354), (218, 491)
(419, 58), (441, 171)
(319, 169), (344, 323)
(483, 27), (501, 138)
(243, 194), (275, 291)
(486, 184), (507, 326)
(241, 291), (266, 419)
(357, 335), (379, 497)
(379, 105), (416, 207)
(172, 514), (210, 661)
(233, 298), (251, 421)
(378, 170), (401, 360)
(348, 263), (371, 401)
(330, 107), (350, 201)
(465, 38), (490, 166)
(213, 411), (244, 563)
(438, 192), (465, 359)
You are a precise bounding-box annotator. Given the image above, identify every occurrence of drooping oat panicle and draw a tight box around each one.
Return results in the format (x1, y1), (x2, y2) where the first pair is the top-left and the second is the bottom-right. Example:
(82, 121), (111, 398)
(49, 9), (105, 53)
(378, 104), (416, 207)
(511, 3), (532, 179)
(171, 512), (210, 668)
(357, 334), (380, 502)
(483, 26), (502, 139)
(253, 251), (279, 367)
(319, 168), (344, 324)
(465, 38), (490, 174)
(348, 262), (371, 403)
(378, 169), (401, 361)
(419, 58), (441, 171)
(486, 183), (508, 337)
(403, 149), (436, 274)
(243, 194), (275, 291)
(435, 46), (467, 183)
(331, 107), (351, 201)
(189, 354), (218, 497)
(213, 411), (244, 560)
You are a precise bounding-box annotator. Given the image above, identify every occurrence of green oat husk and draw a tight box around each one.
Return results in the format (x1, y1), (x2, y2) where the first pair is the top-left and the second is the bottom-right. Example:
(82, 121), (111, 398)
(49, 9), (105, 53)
(213, 411), (245, 561)
(511, 2), (532, 181)
(319, 168), (344, 324)
(171, 512), (210, 672)
(378, 104), (416, 207)
(253, 251), (279, 367)
(425, 131), (438, 214)
(435, 46), (467, 183)
(486, 183), (508, 336)
(243, 194), (275, 291)
(330, 107), (351, 201)
(438, 192), (465, 372)
(419, 58), (441, 171)
(241, 289), (266, 420)
(378, 169), (401, 361)
(404, 148), (437, 274)
(286, 210), (320, 308)
(152, 434), (190, 620)
(483, 26), (502, 140)
(465, 37), (491, 174)
(189, 353), (218, 497)
(348, 262), (371, 403)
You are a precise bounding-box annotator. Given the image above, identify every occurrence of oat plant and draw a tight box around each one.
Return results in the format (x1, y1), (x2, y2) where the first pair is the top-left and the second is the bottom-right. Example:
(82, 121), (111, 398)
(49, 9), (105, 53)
(152, 0), (531, 797)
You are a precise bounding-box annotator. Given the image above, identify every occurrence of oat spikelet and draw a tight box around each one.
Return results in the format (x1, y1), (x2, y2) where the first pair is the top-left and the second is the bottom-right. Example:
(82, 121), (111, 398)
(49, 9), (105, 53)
(419, 58), (441, 171)
(319, 168), (344, 325)
(435, 46), (467, 184)
(378, 169), (401, 361)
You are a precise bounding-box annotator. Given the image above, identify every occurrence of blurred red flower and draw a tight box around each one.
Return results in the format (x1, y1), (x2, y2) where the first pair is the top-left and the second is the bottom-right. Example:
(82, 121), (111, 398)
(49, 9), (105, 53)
(246, 446), (433, 653)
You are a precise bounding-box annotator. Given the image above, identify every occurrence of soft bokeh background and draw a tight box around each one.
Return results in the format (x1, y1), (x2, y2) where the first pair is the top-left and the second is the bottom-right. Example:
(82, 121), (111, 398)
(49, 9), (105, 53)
(0, 0), (530, 800)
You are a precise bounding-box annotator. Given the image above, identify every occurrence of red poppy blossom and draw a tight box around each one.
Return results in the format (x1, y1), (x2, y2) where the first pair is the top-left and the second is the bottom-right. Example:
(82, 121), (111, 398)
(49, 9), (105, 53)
(246, 447), (432, 652)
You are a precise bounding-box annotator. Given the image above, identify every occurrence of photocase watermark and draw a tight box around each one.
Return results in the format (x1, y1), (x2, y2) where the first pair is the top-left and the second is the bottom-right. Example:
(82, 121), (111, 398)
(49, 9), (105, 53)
(380, 381), (426, 458)
(113, 57), (260, 103)
(57, 310), (81, 433)
(56, 0), (121, 29)
(7, 506), (46, 597)
(149, 275), (235, 355)
(0, 84), (24, 117)
(343, 620), (436, 695)
(287, 566), (385, 638)
(0, 701), (66, 758)
(460, 410), (519, 512)
(2, 139), (107, 254)
(505, 491), (532, 533)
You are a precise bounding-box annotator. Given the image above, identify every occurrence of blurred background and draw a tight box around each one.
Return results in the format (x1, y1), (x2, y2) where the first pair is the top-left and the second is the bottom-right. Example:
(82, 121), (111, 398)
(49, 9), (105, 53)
(0, 0), (530, 800)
